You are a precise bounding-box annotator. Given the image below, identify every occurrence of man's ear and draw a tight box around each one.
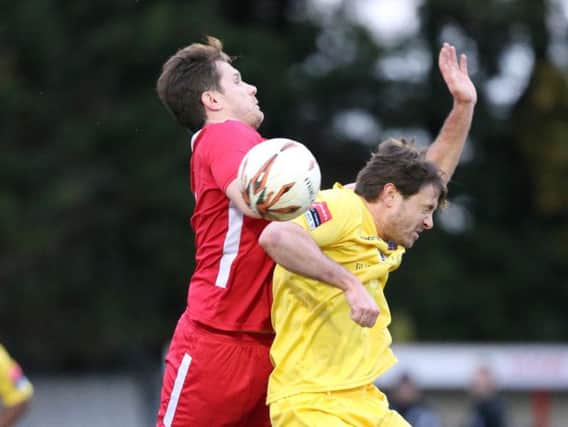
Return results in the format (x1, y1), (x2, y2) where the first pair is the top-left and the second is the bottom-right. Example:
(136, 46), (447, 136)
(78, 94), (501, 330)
(380, 183), (399, 207)
(201, 90), (223, 112)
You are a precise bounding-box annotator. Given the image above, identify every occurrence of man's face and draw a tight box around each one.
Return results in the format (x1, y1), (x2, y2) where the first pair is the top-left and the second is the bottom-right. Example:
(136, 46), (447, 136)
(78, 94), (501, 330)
(384, 184), (439, 249)
(214, 60), (264, 129)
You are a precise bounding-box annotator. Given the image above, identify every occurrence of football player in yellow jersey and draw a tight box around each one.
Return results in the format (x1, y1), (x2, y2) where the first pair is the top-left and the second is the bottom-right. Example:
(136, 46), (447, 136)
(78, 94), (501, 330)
(259, 43), (476, 427)
(0, 345), (33, 427)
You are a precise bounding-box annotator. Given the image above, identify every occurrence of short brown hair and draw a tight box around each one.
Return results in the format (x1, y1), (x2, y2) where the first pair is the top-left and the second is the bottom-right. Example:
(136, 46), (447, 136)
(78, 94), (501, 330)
(156, 36), (231, 130)
(354, 138), (447, 205)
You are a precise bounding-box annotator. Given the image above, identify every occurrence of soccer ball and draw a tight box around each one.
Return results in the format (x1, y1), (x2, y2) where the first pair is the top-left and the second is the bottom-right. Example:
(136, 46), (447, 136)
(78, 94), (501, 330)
(238, 138), (321, 221)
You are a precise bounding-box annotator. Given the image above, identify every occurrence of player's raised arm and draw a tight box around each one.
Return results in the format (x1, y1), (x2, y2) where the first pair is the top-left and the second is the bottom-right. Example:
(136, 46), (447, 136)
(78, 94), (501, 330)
(426, 42), (477, 184)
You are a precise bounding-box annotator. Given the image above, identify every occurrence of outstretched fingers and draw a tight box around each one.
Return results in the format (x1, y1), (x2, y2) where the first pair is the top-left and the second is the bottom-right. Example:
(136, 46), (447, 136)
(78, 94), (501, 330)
(438, 43), (455, 77)
(438, 41), (477, 104)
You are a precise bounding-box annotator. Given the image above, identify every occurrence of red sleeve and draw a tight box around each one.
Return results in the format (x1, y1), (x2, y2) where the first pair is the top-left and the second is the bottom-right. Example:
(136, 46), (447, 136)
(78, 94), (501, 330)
(200, 121), (264, 191)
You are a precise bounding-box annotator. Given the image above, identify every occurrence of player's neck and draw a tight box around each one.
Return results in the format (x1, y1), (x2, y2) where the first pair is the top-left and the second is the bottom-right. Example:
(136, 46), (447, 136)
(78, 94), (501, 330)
(362, 198), (388, 240)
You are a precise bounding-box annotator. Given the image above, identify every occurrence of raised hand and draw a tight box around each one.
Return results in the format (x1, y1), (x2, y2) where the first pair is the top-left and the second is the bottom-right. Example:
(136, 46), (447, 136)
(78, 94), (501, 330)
(438, 42), (477, 105)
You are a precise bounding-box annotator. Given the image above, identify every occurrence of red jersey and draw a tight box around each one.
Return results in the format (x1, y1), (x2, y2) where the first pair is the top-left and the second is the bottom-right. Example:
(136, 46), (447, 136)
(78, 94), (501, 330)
(187, 120), (274, 332)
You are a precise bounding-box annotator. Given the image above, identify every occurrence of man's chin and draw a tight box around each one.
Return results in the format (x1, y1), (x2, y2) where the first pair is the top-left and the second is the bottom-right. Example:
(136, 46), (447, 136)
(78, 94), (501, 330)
(251, 114), (264, 129)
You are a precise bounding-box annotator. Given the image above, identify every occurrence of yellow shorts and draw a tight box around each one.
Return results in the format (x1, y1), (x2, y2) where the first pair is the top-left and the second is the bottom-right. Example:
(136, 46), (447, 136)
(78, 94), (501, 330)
(269, 384), (410, 427)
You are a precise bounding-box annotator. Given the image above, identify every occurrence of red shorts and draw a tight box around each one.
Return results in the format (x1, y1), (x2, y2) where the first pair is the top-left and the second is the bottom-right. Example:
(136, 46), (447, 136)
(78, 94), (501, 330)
(156, 312), (274, 427)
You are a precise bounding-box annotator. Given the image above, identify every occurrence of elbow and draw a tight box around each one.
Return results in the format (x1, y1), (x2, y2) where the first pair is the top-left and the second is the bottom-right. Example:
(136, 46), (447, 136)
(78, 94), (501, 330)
(259, 223), (282, 255)
(260, 221), (305, 263)
(259, 222), (298, 261)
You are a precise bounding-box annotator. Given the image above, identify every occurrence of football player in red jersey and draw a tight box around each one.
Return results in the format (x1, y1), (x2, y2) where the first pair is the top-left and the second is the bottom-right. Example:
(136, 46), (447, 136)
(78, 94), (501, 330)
(154, 36), (475, 427)
(155, 37), (279, 427)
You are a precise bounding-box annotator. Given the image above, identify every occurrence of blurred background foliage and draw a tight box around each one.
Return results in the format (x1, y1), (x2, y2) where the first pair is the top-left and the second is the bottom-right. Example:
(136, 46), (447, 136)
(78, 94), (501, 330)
(1, 0), (567, 371)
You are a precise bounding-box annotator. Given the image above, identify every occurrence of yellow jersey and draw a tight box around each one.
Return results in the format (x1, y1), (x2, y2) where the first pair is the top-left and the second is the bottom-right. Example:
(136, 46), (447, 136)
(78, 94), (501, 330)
(267, 185), (405, 404)
(0, 345), (33, 407)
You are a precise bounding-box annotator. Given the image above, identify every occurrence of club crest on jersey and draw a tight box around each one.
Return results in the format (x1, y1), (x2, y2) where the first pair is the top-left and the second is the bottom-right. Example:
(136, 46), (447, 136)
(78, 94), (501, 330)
(305, 201), (332, 229)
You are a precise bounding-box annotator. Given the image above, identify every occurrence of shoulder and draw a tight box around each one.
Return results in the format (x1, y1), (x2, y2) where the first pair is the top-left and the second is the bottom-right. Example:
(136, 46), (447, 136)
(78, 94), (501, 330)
(0, 345), (11, 367)
(0, 345), (16, 381)
(314, 187), (363, 223)
(321, 186), (364, 212)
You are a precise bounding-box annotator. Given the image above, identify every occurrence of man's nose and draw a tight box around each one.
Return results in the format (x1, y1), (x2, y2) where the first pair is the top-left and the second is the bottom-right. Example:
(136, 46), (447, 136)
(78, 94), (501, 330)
(423, 213), (434, 230)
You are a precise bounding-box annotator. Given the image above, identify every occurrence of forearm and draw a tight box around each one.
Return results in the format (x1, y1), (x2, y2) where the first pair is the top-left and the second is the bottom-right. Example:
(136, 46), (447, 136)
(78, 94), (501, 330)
(426, 100), (475, 184)
(260, 221), (381, 327)
(259, 222), (358, 291)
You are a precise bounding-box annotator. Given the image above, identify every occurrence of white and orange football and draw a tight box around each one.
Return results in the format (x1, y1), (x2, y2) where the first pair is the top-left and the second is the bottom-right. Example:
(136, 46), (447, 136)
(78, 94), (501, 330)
(238, 138), (321, 221)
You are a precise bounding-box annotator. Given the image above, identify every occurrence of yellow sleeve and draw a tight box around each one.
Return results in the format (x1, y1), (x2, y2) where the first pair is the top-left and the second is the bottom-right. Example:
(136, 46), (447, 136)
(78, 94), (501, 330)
(0, 345), (33, 407)
(292, 186), (359, 248)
